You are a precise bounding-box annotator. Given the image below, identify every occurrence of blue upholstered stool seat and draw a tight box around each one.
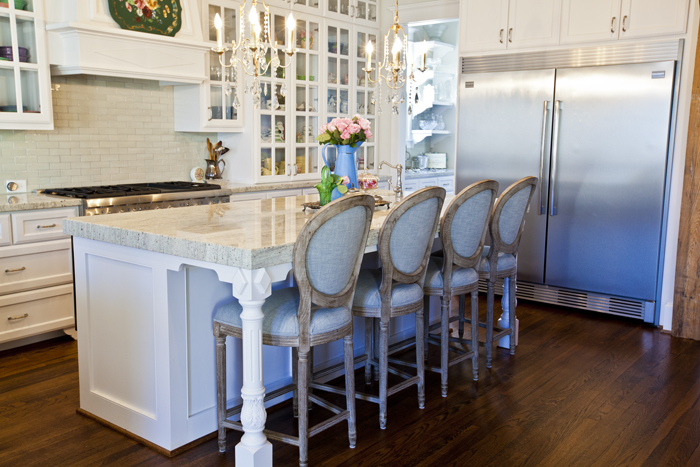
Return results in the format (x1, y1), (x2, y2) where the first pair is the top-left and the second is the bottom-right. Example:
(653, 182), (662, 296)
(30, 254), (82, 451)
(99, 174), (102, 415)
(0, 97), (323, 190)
(479, 246), (516, 273)
(425, 257), (479, 289)
(353, 269), (424, 309)
(214, 287), (351, 337)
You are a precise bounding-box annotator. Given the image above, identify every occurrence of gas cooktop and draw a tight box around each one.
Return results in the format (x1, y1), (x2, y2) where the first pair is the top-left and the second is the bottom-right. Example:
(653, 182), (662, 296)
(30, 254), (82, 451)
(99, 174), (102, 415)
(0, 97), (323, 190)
(43, 181), (221, 199)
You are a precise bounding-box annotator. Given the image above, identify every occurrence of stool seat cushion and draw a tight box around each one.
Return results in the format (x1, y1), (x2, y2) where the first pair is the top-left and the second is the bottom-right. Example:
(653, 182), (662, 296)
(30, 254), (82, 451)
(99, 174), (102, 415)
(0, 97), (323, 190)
(353, 269), (424, 309)
(425, 257), (478, 290)
(479, 246), (516, 273)
(214, 287), (351, 337)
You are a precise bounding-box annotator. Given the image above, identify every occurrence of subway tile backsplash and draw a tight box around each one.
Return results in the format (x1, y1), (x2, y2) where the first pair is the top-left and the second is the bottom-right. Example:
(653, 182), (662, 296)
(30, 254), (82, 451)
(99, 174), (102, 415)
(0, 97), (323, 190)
(0, 75), (216, 193)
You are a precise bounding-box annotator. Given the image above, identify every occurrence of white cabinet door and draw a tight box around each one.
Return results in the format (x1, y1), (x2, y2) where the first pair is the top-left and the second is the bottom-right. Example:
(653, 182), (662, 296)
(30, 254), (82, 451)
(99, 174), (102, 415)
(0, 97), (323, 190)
(0, 214), (10, 247)
(619, 0), (689, 39)
(460, 0), (510, 53)
(506, 0), (562, 49)
(560, 0), (622, 44)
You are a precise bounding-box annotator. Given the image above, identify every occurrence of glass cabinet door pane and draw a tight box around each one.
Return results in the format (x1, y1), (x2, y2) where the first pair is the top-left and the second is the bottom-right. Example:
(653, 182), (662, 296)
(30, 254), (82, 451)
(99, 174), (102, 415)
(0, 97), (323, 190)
(309, 22), (319, 51)
(261, 148), (273, 176)
(327, 89), (337, 113)
(309, 55), (318, 82)
(208, 5), (219, 42)
(327, 57), (337, 84)
(0, 14), (11, 58)
(309, 147), (318, 173)
(261, 114), (272, 143)
(223, 7), (236, 44)
(328, 26), (337, 53)
(356, 91), (365, 114)
(296, 52), (307, 80)
(340, 89), (348, 115)
(275, 115), (286, 142)
(357, 1), (367, 20)
(296, 19), (305, 49)
(274, 14), (285, 47)
(209, 51), (221, 81)
(20, 68), (39, 112)
(10, 0), (32, 12)
(356, 32), (365, 58)
(275, 83), (285, 110)
(309, 116), (317, 140)
(296, 148), (306, 174)
(210, 85), (223, 120)
(0, 67), (17, 112)
(275, 148), (286, 175)
(296, 86), (305, 111)
(328, 0), (338, 13)
(340, 0), (349, 16)
(309, 86), (318, 112)
(340, 59), (348, 85)
(340, 29), (349, 56)
(368, 3), (377, 22)
(295, 116), (305, 143)
(367, 146), (375, 169)
(224, 87), (237, 120)
(308, 0), (319, 8)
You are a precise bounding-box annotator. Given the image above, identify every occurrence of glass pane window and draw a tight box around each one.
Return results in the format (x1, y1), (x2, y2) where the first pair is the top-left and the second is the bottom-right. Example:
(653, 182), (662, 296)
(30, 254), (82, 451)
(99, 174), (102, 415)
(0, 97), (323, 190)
(296, 86), (306, 111)
(309, 86), (318, 112)
(0, 67), (17, 112)
(309, 55), (318, 81)
(296, 52), (307, 81)
(208, 5), (219, 42)
(274, 14), (286, 47)
(210, 85), (223, 120)
(261, 148), (273, 176)
(296, 147), (307, 173)
(327, 57), (337, 84)
(328, 26), (337, 54)
(0, 14), (12, 59)
(339, 59), (348, 85)
(20, 69), (39, 113)
(339, 89), (348, 115)
(327, 89), (337, 113)
(368, 4), (377, 22)
(357, 1), (367, 20)
(310, 147), (318, 173)
(328, 0), (338, 13)
(224, 86), (237, 120)
(295, 116), (306, 143)
(223, 7), (236, 44)
(367, 146), (375, 169)
(261, 114), (272, 143)
(308, 22), (319, 52)
(275, 148), (286, 175)
(339, 29), (349, 56)
(274, 115), (286, 143)
(340, 0), (350, 16)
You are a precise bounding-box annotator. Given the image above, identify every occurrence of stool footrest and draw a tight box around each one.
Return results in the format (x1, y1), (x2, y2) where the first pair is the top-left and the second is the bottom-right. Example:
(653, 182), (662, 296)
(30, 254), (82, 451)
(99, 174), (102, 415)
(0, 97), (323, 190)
(309, 410), (350, 438)
(313, 354), (368, 381)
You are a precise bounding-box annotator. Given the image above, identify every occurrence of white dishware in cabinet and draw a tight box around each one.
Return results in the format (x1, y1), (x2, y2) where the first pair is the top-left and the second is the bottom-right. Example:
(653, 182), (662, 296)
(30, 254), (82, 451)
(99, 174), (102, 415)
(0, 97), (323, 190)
(0, 283), (74, 344)
(10, 206), (79, 244)
(0, 214), (10, 246)
(0, 0), (53, 130)
(459, 0), (561, 53)
(558, 0), (688, 45)
(0, 239), (73, 296)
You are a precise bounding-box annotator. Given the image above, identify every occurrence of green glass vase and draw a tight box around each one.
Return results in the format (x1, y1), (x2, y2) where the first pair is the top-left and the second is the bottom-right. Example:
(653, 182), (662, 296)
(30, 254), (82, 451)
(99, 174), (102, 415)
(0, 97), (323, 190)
(317, 187), (333, 206)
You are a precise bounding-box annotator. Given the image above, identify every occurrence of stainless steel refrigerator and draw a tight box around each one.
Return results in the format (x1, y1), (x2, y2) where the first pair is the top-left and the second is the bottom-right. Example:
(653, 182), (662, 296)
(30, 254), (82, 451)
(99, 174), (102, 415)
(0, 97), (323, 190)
(456, 60), (676, 321)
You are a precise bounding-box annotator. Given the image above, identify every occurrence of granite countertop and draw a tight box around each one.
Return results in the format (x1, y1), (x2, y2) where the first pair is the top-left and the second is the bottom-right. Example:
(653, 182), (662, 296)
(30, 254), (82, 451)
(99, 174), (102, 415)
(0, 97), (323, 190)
(64, 192), (453, 270)
(0, 193), (83, 213)
(221, 176), (392, 194)
(405, 169), (454, 180)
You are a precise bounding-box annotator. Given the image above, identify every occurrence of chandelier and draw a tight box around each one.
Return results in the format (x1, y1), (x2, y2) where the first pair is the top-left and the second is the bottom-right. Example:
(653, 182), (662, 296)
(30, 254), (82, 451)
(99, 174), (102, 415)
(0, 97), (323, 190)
(363, 0), (416, 115)
(212, 0), (296, 109)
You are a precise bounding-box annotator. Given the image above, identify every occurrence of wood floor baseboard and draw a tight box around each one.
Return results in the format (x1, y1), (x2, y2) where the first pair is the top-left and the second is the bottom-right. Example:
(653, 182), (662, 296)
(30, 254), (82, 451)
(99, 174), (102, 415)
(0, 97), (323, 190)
(76, 408), (217, 458)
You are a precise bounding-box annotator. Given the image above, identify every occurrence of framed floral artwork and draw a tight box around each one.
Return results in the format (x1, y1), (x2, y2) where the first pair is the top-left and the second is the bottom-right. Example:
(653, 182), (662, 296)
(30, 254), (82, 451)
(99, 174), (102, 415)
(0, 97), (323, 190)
(108, 0), (183, 37)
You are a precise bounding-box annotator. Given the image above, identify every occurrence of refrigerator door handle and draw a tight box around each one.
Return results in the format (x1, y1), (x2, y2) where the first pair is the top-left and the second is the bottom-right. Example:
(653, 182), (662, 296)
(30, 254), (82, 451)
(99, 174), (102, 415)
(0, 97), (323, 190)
(550, 100), (562, 216)
(538, 100), (549, 215)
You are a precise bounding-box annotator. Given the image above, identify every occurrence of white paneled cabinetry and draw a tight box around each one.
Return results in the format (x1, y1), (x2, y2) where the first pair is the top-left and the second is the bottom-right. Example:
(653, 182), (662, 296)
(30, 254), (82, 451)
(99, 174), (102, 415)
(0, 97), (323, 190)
(460, 0), (690, 52)
(0, 207), (78, 344)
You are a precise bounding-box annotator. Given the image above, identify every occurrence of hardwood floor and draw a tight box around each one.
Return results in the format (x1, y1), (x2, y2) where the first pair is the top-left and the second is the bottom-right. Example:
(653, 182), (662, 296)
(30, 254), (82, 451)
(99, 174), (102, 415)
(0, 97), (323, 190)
(2, 298), (700, 467)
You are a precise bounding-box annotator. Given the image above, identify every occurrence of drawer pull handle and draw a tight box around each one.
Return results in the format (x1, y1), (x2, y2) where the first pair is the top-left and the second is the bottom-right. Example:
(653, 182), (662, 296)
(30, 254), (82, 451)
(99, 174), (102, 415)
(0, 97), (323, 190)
(37, 223), (57, 229)
(5, 267), (26, 273)
(8, 313), (28, 321)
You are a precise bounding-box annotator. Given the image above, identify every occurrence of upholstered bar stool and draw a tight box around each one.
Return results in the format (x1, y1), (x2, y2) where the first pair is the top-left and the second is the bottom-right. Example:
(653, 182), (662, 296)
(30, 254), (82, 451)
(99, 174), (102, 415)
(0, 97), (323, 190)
(476, 176), (537, 368)
(213, 194), (375, 467)
(334, 187), (445, 430)
(423, 180), (498, 396)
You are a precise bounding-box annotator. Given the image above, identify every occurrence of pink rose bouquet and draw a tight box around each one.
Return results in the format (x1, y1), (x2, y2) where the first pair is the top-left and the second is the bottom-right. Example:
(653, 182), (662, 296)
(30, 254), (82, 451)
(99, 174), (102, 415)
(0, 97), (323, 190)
(317, 115), (372, 147)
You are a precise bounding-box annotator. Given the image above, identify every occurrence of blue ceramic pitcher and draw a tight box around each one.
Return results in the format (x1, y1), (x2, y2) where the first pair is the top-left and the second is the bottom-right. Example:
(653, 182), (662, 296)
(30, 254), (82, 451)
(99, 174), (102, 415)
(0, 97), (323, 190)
(322, 142), (362, 192)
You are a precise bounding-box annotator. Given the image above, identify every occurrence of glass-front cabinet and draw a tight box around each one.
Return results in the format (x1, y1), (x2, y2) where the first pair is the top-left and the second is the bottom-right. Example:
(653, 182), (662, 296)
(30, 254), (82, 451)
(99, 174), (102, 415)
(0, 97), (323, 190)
(325, 0), (377, 26)
(354, 26), (377, 172)
(0, 0), (53, 130)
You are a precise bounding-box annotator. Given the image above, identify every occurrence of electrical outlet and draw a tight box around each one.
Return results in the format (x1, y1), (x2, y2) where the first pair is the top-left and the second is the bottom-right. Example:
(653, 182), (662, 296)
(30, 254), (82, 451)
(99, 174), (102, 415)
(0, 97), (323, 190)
(5, 180), (27, 193)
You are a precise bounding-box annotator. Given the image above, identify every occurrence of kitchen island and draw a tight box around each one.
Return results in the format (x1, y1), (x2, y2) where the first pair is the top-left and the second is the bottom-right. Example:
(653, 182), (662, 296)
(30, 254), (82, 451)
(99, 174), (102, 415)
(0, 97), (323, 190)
(63, 193), (449, 467)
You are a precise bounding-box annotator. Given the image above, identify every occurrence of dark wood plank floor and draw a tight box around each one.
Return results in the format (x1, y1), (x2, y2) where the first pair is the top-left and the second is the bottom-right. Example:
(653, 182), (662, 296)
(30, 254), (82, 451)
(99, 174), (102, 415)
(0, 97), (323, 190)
(2, 298), (700, 467)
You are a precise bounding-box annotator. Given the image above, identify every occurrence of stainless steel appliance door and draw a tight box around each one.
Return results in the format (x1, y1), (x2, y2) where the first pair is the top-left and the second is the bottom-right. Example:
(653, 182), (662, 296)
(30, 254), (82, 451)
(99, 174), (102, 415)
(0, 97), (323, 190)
(456, 69), (555, 283)
(545, 61), (675, 300)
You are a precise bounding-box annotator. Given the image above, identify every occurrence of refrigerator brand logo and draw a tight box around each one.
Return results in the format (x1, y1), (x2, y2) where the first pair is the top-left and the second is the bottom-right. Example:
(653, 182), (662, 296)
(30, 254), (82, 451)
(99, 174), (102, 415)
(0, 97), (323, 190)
(651, 71), (665, 79)
(465, 81), (475, 88)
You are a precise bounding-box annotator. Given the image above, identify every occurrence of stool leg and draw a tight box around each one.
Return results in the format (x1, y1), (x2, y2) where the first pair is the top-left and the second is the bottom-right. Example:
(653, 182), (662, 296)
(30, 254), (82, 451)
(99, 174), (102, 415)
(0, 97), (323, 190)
(509, 274), (517, 355)
(292, 347), (299, 417)
(471, 290), (479, 381)
(308, 350), (314, 412)
(215, 328), (227, 453)
(415, 306), (425, 409)
(458, 294), (466, 338)
(343, 335), (357, 448)
(423, 295), (430, 360)
(373, 319), (380, 382)
(440, 296), (449, 397)
(379, 319), (389, 429)
(486, 279), (494, 369)
(364, 317), (373, 384)
(298, 349), (309, 467)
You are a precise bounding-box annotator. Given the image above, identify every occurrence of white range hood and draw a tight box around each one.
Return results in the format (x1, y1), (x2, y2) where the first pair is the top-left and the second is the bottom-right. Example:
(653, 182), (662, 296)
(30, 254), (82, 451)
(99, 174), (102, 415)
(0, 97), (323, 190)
(45, 0), (209, 84)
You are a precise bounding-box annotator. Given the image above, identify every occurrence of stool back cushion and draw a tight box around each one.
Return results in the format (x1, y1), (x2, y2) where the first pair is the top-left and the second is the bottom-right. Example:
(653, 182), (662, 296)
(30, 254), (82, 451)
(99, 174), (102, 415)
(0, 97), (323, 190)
(390, 197), (440, 275)
(499, 188), (531, 245)
(307, 205), (368, 296)
(451, 189), (494, 259)
(489, 176), (538, 256)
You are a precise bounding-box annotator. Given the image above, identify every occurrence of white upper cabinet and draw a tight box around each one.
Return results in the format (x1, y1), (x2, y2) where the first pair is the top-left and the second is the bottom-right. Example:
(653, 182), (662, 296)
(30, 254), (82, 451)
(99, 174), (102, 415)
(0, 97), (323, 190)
(507, 0), (562, 49)
(460, 0), (509, 53)
(460, 0), (561, 53)
(560, 0), (621, 44)
(619, 0), (689, 39)
(561, 0), (689, 44)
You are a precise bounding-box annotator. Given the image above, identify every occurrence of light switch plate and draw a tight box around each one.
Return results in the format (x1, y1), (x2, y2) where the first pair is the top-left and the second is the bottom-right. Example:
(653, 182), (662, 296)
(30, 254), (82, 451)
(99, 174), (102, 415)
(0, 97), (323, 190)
(6, 180), (27, 193)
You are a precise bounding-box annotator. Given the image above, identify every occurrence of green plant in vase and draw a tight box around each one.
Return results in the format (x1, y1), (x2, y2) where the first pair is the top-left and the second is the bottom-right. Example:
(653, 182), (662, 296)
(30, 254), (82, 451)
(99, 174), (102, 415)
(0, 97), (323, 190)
(315, 166), (348, 206)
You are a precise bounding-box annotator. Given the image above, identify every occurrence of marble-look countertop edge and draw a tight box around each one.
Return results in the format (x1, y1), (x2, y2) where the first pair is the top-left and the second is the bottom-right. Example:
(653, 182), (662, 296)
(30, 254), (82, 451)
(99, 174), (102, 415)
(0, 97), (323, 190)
(223, 176), (392, 194)
(1, 194), (83, 213)
(404, 170), (454, 180)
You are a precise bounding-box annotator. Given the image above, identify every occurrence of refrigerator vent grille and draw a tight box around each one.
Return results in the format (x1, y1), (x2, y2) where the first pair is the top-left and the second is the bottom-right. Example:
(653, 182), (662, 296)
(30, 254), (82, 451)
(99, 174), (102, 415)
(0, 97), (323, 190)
(477, 279), (648, 320)
(461, 40), (680, 74)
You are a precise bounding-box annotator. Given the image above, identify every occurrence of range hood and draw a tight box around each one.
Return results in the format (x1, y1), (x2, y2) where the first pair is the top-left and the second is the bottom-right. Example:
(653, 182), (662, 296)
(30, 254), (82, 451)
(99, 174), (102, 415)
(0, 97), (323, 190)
(45, 0), (209, 84)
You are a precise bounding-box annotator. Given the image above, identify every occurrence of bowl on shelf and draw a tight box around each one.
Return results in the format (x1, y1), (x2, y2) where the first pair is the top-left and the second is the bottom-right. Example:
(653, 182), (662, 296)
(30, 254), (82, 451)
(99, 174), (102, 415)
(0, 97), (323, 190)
(0, 46), (29, 62)
(423, 24), (447, 41)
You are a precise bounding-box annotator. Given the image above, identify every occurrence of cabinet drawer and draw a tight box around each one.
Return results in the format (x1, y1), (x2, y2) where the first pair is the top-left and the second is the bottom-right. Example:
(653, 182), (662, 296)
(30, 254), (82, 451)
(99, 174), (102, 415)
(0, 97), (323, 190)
(0, 213), (10, 247)
(0, 239), (73, 296)
(403, 181), (419, 194)
(438, 177), (455, 194)
(0, 284), (74, 344)
(11, 207), (79, 244)
(419, 178), (439, 189)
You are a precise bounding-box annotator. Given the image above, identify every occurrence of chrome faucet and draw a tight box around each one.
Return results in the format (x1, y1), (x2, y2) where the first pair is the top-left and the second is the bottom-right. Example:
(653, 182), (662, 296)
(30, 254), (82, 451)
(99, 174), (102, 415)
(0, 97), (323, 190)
(379, 161), (403, 199)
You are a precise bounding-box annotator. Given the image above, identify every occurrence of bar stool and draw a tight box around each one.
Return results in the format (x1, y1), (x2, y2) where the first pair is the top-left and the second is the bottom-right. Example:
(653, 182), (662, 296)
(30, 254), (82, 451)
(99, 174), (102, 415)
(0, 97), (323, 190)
(423, 180), (498, 396)
(477, 176), (537, 368)
(328, 187), (445, 430)
(213, 194), (375, 467)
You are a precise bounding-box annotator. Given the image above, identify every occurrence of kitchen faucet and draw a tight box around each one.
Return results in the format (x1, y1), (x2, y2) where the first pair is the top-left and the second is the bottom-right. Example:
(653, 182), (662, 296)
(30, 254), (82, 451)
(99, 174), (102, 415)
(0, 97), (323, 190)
(379, 161), (403, 199)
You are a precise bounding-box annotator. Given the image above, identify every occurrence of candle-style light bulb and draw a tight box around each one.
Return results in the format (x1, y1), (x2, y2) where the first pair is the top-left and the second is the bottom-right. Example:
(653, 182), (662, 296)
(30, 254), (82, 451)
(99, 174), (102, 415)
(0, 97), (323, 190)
(365, 40), (373, 72)
(214, 13), (223, 49)
(392, 37), (402, 66)
(253, 22), (261, 44)
(420, 40), (426, 71)
(287, 13), (295, 52)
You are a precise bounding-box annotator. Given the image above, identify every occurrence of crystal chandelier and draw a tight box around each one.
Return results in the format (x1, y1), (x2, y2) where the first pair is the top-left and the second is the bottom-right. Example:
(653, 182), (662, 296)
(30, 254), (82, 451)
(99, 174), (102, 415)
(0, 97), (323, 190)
(212, 0), (296, 109)
(362, 0), (416, 115)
